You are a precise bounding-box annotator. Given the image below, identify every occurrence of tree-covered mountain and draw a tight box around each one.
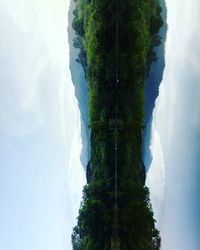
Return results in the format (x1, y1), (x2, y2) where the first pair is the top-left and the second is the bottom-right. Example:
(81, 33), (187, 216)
(71, 0), (163, 249)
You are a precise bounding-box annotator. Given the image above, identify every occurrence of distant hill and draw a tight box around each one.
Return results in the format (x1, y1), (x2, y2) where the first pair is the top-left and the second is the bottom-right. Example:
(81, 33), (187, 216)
(143, 0), (167, 171)
(68, 0), (90, 169)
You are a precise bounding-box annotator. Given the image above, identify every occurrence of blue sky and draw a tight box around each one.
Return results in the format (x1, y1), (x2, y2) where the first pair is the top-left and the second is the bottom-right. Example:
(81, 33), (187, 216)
(0, 1), (85, 249)
(146, 0), (200, 249)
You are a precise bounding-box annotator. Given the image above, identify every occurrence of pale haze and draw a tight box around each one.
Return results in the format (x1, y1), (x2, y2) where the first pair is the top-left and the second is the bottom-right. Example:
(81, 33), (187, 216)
(0, 1), (85, 250)
(147, 0), (200, 249)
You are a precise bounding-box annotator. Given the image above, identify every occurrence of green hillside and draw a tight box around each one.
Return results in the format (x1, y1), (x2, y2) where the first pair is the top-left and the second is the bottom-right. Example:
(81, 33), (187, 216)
(72, 0), (163, 249)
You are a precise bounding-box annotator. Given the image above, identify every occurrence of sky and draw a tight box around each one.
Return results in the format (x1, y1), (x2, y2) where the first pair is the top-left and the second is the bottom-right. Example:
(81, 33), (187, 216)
(146, 0), (200, 249)
(0, 0), (85, 250)
(3, 0), (200, 250)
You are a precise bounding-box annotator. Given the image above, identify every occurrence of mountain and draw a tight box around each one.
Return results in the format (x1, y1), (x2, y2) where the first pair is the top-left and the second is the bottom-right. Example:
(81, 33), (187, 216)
(71, 0), (163, 249)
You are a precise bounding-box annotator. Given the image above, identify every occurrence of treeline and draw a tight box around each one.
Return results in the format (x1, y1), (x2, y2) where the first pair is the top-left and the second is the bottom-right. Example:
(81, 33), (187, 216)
(71, 0), (163, 249)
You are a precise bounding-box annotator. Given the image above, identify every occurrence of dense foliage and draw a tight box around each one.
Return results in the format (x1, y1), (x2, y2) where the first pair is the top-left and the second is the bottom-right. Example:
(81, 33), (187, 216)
(72, 0), (163, 249)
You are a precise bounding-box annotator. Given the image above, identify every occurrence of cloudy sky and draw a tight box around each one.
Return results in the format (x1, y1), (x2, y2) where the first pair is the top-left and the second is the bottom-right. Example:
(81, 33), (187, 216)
(146, 0), (200, 249)
(0, 0), (85, 249)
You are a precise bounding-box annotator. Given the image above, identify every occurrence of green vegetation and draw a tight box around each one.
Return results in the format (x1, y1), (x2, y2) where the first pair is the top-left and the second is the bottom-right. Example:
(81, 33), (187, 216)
(72, 0), (163, 249)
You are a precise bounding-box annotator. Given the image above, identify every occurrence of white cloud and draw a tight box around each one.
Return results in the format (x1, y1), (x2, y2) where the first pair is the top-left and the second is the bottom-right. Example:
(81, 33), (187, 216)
(146, 119), (165, 228)
(147, 0), (200, 249)
(0, 1), (85, 250)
